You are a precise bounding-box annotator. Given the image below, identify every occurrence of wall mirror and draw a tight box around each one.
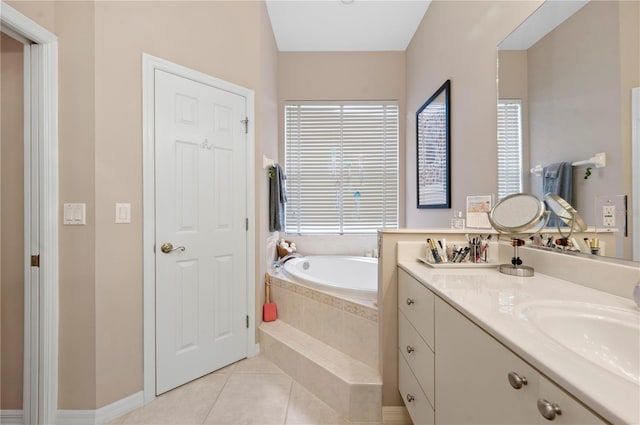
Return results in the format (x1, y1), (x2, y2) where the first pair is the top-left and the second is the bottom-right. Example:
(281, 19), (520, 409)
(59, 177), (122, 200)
(417, 79), (450, 209)
(497, 0), (639, 263)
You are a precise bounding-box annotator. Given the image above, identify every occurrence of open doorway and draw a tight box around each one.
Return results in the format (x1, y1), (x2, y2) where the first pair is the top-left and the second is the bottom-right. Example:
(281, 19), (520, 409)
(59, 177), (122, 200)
(0, 3), (58, 424)
(1, 30), (26, 420)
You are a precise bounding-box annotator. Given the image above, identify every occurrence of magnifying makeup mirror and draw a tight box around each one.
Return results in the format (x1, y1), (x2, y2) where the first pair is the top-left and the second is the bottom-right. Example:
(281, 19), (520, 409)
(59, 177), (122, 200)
(543, 193), (587, 242)
(488, 193), (549, 277)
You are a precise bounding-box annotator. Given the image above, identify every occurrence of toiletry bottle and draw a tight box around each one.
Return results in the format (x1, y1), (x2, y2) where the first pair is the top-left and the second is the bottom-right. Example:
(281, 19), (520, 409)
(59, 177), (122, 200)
(451, 211), (465, 229)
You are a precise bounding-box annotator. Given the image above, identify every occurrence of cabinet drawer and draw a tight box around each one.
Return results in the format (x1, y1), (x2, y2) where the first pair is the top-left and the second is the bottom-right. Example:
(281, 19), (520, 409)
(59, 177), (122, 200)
(537, 376), (607, 424)
(398, 268), (434, 349)
(399, 349), (435, 425)
(399, 310), (435, 406)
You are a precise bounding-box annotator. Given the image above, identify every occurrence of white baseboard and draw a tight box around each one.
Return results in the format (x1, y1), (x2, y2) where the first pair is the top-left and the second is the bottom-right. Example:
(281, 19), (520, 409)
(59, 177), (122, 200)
(96, 391), (144, 424)
(56, 409), (96, 425)
(382, 405), (412, 424)
(0, 410), (24, 425)
(56, 391), (144, 425)
(251, 342), (261, 356)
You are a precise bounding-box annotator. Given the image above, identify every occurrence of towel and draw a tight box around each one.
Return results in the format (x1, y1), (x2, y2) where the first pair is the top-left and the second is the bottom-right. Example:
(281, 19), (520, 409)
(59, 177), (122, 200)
(542, 162), (572, 227)
(269, 164), (287, 232)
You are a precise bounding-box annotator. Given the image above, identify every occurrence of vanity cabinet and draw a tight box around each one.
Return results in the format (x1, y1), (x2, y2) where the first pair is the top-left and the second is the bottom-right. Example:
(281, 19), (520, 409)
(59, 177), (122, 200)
(398, 269), (435, 425)
(398, 268), (608, 425)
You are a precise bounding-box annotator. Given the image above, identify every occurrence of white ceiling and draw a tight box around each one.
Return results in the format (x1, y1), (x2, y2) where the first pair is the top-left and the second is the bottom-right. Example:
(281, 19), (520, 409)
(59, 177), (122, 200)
(265, 0), (432, 52)
(498, 0), (588, 50)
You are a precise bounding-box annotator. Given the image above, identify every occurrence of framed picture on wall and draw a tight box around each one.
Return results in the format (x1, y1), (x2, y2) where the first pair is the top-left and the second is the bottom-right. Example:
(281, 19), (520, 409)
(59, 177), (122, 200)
(416, 80), (451, 208)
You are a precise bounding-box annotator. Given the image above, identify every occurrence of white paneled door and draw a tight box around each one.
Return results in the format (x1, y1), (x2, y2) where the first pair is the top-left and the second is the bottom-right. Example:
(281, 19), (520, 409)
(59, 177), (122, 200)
(154, 69), (248, 394)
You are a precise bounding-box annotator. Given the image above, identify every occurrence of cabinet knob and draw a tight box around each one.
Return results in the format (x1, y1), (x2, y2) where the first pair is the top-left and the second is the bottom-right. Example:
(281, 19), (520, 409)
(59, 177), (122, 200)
(537, 399), (562, 420)
(406, 393), (415, 403)
(406, 298), (415, 305)
(507, 371), (528, 389)
(406, 345), (415, 354)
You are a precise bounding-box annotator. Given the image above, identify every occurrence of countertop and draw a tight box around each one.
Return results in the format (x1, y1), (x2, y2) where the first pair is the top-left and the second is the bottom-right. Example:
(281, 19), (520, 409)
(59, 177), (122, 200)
(398, 259), (640, 425)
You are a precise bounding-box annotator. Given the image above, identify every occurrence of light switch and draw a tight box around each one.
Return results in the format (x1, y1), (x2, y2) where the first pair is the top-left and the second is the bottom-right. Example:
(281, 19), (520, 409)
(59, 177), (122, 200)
(63, 203), (86, 225)
(115, 203), (131, 224)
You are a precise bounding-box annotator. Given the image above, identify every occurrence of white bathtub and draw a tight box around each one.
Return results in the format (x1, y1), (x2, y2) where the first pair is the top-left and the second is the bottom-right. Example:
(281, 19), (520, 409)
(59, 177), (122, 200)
(282, 256), (378, 300)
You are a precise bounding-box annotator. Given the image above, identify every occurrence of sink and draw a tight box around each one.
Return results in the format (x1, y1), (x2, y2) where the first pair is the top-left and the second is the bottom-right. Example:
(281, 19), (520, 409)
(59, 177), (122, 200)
(516, 300), (640, 385)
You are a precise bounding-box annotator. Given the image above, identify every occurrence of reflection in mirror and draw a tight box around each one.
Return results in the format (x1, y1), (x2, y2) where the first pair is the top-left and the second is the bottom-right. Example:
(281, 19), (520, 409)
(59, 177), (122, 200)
(488, 193), (549, 277)
(497, 0), (639, 262)
(544, 193), (587, 241)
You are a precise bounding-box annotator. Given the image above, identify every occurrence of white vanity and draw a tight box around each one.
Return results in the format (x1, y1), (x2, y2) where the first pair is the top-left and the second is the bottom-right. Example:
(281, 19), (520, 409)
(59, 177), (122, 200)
(396, 259), (639, 425)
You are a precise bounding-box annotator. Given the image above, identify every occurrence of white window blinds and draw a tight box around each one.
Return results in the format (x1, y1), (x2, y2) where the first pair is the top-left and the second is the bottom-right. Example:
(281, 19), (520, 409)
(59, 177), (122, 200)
(284, 102), (399, 235)
(497, 99), (523, 199)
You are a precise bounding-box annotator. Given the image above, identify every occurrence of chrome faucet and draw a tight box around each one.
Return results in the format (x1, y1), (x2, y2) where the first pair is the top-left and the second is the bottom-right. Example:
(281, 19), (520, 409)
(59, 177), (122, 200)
(274, 252), (303, 268)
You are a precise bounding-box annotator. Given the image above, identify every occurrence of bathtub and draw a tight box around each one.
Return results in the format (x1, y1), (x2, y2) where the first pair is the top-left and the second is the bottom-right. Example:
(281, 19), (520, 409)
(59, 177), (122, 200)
(281, 256), (378, 301)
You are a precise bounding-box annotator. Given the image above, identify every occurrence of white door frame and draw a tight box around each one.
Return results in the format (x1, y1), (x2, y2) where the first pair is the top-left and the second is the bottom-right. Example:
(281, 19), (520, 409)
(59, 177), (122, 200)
(142, 53), (257, 403)
(632, 87), (639, 262)
(1, 3), (59, 424)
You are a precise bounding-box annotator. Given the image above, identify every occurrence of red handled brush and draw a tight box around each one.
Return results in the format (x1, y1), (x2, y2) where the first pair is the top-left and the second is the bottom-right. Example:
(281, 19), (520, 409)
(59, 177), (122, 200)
(263, 273), (277, 322)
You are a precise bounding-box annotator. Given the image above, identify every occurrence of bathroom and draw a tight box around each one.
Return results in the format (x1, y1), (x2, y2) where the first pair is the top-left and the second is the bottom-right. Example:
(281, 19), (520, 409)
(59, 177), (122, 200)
(1, 0), (638, 424)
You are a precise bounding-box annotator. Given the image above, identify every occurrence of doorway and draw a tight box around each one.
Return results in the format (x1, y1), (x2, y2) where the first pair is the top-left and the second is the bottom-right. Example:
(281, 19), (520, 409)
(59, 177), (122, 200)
(142, 54), (257, 402)
(0, 3), (58, 424)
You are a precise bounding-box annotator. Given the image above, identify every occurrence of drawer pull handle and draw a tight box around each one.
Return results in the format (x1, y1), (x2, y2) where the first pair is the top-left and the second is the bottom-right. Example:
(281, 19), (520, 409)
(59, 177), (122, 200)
(406, 393), (415, 403)
(406, 345), (415, 354)
(406, 298), (415, 305)
(537, 399), (561, 421)
(507, 371), (528, 389)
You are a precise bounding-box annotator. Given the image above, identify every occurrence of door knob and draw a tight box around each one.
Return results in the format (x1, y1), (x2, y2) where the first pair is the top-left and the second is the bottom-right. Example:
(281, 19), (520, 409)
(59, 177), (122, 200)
(160, 242), (185, 254)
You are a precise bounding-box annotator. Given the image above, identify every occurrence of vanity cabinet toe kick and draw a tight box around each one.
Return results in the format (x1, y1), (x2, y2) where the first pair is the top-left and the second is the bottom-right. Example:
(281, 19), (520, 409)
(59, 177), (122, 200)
(397, 268), (608, 425)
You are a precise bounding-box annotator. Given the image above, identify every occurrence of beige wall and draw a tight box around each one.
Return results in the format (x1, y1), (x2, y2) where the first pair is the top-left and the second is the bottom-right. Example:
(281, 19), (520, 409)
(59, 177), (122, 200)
(526, 0), (639, 260)
(1, 32), (25, 410)
(277, 51), (405, 253)
(6, 0), (279, 410)
(394, 0), (542, 406)
(256, 1), (280, 322)
(93, 1), (278, 407)
(405, 1), (542, 229)
(56, 1), (99, 408)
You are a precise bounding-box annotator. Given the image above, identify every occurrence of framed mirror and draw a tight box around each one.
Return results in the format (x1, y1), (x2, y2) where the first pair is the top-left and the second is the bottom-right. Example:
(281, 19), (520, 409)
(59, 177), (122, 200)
(417, 79), (450, 209)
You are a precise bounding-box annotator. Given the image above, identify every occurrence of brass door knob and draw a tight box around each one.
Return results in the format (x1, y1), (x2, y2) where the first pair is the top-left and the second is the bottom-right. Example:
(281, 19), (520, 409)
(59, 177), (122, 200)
(160, 243), (185, 254)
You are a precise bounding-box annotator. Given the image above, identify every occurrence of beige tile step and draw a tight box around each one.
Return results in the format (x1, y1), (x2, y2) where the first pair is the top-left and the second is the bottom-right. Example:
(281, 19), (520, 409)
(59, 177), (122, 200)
(260, 320), (382, 423)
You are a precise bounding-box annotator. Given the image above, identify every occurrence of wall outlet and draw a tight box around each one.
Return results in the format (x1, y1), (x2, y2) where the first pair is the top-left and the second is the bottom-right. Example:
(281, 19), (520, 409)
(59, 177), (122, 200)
(603, 205), (616, 227)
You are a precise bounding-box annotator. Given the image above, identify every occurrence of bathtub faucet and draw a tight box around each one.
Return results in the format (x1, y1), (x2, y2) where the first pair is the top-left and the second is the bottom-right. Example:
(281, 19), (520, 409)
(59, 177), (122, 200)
(274, 253), (303, 268)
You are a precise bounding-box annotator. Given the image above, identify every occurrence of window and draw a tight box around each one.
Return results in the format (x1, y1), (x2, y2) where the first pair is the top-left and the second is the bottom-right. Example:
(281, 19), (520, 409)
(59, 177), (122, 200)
(497, 99), (523, 199)
(284, 102), (399, 234)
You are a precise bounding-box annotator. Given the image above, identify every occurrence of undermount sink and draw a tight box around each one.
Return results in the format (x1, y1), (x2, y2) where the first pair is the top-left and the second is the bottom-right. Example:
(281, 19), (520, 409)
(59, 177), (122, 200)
(516, 300), (640, 385)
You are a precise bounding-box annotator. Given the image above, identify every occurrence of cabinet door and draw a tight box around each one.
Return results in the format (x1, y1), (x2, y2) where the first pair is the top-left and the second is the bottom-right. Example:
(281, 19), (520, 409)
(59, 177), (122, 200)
(435, 298), (540, 425)
(536, 376), (608, 424)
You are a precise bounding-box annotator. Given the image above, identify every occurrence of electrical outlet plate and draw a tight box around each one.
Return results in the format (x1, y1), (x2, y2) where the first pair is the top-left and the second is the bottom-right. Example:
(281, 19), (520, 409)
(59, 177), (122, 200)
(595, 195), (626, 231)
(602, 205), (616, 227)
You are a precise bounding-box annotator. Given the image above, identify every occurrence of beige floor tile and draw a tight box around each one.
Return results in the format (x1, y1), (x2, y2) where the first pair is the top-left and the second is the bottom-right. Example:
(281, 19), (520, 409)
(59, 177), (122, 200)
(285, 382), (343, 425)
(233, 355), (285, 374)
(123, 373), (229, 425)
(103, 412), (129, 425)
(204, 373), (292, 425)
(214, 360), (239, 374)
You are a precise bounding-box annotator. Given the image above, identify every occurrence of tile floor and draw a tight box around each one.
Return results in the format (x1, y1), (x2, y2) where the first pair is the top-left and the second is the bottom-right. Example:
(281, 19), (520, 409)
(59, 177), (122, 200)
(106, 356), (388, 425)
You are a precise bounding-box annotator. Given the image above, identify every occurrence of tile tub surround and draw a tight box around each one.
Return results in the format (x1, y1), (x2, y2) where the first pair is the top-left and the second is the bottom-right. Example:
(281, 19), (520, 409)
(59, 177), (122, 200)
(268, 273), (379, 369)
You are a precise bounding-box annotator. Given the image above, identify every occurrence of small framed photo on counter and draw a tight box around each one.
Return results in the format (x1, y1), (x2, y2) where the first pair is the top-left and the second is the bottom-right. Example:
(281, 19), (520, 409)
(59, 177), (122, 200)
(466, 194), (493, 229)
